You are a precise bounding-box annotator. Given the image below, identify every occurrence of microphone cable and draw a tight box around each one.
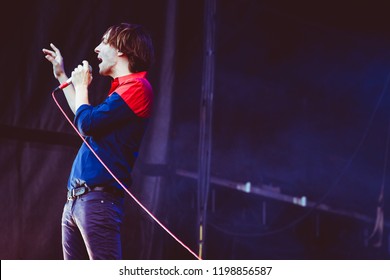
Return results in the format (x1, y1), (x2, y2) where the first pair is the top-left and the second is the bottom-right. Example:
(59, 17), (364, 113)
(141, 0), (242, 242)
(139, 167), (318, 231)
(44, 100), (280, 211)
(52, 90), (201, 260)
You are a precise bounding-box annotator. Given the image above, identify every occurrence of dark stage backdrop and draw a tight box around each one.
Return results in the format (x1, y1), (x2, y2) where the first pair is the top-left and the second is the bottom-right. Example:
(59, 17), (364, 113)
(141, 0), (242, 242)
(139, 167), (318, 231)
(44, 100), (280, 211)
(1, 0), (390, 259)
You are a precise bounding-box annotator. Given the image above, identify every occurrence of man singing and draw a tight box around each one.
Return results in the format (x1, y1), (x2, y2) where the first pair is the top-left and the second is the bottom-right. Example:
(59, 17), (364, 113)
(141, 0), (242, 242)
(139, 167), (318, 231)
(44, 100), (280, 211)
(42, 22), (154, 259)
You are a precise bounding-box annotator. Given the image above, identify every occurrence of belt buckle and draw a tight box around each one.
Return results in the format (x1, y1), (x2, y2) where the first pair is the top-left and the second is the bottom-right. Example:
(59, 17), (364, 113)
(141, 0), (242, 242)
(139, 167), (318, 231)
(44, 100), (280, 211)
(68, 185), (89, 200)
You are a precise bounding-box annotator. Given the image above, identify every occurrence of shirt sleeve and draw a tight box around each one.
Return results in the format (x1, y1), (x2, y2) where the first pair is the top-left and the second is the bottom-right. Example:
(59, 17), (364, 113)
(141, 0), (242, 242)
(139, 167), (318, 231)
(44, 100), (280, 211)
(74, 77), (153, 137)
(74, 93), (136, 137)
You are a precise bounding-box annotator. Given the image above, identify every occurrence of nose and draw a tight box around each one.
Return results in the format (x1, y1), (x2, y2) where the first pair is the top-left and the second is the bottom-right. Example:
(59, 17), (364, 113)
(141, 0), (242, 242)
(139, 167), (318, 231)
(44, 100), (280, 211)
(94, 44), (100, 54)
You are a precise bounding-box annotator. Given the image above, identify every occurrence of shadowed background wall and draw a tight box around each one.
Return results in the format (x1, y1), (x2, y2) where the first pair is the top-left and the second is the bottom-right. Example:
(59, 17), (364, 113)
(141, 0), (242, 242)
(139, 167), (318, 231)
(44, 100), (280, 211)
(1, 0), (390, 259)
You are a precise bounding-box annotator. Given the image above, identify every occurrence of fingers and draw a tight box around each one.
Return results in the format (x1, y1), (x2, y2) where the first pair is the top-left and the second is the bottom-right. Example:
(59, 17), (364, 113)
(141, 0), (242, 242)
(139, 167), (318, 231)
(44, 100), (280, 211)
(43, 54), (54, 63)
(42, 48), (55, 60)
(82, 60), (93, 74)
(72, 64), (83, 76)
(42, 48), (53, 55)
(42, 43), (62, 61)
(82, 60), (88, 69)
(50, 43), (61, 55)
(73, 61), (92, 73)
(75, 62), (87, 72)
(72, 61), (92, 83)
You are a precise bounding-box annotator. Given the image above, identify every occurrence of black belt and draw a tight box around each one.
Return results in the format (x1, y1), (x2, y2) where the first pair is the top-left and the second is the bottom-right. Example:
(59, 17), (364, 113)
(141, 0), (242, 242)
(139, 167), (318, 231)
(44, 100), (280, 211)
(67, 184), (124, 200)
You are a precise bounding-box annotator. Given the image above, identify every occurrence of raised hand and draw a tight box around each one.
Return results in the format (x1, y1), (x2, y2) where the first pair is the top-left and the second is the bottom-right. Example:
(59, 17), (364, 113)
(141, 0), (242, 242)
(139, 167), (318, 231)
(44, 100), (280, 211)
(42, 43), (66, 80)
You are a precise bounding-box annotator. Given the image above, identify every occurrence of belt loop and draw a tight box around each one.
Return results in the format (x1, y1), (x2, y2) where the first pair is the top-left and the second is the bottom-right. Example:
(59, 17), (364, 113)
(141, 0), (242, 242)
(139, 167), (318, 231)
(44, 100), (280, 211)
(83, 182), (91, 191)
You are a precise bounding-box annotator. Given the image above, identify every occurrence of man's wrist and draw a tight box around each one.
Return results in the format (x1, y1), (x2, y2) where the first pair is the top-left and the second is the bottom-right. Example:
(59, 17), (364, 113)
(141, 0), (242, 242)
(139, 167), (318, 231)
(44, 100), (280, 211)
(56, 73), (69, 84)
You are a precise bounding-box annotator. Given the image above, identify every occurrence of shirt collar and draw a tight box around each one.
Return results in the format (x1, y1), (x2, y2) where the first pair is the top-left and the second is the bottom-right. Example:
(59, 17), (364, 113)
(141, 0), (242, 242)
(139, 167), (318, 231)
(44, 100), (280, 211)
(108, 71), (148, 95)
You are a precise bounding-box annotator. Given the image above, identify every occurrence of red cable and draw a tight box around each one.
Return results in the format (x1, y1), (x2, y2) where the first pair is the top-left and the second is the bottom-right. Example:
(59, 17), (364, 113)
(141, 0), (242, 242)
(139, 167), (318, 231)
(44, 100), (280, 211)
(52, 91), (202, 260)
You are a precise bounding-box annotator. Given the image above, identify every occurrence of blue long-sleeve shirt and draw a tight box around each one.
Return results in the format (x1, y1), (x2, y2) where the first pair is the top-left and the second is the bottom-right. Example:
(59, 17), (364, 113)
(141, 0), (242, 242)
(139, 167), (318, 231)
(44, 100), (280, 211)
(67, 71), (153, 190)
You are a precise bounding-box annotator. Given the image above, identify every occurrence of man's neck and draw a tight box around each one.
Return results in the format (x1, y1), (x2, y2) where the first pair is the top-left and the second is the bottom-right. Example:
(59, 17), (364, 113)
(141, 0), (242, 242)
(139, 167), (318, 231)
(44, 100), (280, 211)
(111, 58), (132, 79)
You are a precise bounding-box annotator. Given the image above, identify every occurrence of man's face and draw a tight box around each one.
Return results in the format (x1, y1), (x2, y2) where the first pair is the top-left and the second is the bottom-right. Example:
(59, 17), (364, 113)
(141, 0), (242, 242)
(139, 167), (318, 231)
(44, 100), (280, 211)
(94, 31), (118, 77)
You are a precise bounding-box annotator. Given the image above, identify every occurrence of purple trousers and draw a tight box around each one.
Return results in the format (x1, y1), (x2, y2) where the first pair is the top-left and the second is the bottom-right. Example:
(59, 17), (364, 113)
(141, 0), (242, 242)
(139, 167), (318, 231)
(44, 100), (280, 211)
(61, 191), (124, 260)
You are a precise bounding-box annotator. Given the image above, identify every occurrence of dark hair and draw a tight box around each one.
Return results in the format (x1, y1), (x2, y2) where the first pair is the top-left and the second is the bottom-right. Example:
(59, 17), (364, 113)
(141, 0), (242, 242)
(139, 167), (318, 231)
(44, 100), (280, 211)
(104, 23), (154, 73)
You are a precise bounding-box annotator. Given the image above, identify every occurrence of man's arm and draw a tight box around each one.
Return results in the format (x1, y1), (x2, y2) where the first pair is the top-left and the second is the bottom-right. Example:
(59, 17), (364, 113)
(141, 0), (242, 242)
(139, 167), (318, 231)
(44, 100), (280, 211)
(42, 43), (77, 114)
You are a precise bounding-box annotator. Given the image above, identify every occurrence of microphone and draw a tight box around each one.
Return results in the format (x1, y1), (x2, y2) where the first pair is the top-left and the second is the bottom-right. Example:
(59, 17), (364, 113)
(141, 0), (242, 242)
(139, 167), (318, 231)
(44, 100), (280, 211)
(54, 65), (92, 92)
